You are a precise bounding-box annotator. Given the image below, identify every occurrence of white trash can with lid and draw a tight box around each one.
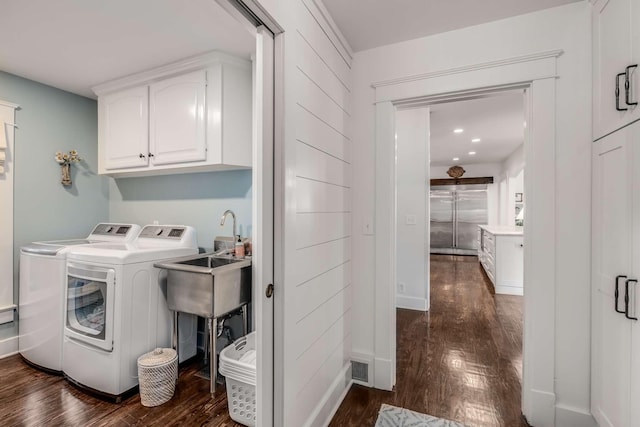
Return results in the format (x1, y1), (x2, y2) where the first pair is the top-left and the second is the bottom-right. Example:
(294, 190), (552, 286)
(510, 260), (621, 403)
(137, 347), (178, 407)
(219, 332), (256, 426)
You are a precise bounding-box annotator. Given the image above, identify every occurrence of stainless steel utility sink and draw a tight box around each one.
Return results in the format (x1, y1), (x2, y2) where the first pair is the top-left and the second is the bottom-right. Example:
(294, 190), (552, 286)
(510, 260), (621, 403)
(154, 253), (251, 319)
(155, 253), (252, 396)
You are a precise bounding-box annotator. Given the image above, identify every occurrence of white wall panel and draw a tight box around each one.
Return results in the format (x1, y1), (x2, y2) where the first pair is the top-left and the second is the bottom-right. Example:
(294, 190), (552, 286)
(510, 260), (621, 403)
(295, 313), (351, 393)
(295, 106), (351, 163)
(295, 285), (352, 356)
(296, 141), (350, 187)
(296, 1), (351, 88)
(272, 0), (353, 425)
(296, 178), (351, 213)
(294, 330), (351, 426)
(294, 261), (351, 322)
(293, 237), (351, 286)
(296, 32), (351, 114)
(297, 73), (350, 139)
(296, 212), (351, 249)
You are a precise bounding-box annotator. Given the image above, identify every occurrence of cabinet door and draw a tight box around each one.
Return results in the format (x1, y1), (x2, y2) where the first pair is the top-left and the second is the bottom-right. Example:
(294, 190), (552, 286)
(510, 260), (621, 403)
(149, 70), (206, 166)
(630, 0), (640, 120)
(629, 121), (640, 426)
(102, 86), (149, 170)
(593, 0), (633, 139)
(592, 127), (632, 427)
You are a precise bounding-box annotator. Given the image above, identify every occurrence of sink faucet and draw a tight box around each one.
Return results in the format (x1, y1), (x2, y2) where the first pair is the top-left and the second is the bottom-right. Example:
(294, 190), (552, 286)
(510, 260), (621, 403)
(220, 210), (237, 252)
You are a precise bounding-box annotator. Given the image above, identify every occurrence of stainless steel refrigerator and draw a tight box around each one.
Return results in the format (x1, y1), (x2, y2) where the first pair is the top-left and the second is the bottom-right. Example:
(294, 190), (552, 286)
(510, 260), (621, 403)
(430, 184), (488, 255)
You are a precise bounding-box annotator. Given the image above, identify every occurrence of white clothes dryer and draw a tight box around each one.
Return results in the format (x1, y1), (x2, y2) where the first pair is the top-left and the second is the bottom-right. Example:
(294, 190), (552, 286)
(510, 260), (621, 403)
(62, 225), (198, 401)
(19, 223), (141, 373)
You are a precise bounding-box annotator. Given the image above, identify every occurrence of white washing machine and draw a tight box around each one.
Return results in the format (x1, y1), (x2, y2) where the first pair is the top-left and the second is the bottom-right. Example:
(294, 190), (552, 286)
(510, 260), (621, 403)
(62, 225), (198, 400)
(19, 223), (141, 373)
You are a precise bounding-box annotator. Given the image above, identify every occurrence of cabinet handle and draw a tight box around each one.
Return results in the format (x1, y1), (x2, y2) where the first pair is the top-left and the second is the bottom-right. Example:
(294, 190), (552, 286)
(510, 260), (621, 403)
(616, 72), (629, 111)
(625, 64), (638, 106)
(625, 278), (638, 321)
(616, 275), (627, 314)
(139, 153), (146, 159)
(148, 153), (155, 158)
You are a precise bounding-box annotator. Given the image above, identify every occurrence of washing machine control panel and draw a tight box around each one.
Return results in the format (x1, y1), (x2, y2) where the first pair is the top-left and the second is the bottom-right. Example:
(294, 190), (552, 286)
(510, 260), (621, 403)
(139, 225), (186, 240)
(91, 223), (134, 237)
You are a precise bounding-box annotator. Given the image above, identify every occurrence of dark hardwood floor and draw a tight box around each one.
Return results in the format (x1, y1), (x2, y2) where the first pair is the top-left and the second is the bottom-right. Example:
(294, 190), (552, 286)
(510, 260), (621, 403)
(0, 255), (524, 426)
(0, 355), (242, 426)
(330, 255), (527, 427)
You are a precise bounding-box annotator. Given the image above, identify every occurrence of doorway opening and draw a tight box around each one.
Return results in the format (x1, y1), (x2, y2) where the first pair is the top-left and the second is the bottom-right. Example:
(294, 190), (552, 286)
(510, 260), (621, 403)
(393, 89), (526, 425)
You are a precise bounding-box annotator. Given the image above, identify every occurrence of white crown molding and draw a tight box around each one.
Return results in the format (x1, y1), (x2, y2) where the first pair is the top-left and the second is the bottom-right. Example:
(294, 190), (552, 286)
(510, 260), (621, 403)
(301, 0), (354, 64)
(92, 51), (251, 96)
(0, 100), (20, 110)
(372, 49), (564, 88)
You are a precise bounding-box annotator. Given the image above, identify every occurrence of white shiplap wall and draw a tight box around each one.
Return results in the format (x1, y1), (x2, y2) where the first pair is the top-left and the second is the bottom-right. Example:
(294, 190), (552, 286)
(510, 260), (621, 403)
(281, 0), (353, 425)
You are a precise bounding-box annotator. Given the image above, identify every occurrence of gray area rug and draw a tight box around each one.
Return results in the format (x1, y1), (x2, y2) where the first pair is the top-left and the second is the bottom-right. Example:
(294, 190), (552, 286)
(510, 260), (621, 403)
(375, 404), (469, 427)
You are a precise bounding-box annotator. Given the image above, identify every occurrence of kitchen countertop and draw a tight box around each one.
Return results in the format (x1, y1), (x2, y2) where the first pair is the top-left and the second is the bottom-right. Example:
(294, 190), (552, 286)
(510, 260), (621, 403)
(478, 225), (523, 236)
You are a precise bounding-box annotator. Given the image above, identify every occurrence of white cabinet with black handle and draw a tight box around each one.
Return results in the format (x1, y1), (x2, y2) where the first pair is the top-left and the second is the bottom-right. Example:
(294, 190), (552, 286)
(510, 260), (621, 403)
(593, 0), (640, 139)
(591, 119), (640, 427)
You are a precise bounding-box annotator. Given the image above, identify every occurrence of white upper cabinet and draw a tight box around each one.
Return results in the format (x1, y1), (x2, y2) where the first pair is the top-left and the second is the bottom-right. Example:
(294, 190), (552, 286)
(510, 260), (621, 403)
(102, 86), (149, 170)
(94, 52), (252, 177)
(149, 70), (207, 166)
(593, 0), (639, 139)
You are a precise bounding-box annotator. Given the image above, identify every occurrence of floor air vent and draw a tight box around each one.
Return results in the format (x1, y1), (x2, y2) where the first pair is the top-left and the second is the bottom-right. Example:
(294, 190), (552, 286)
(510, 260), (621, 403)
(351, 360), (369, 383)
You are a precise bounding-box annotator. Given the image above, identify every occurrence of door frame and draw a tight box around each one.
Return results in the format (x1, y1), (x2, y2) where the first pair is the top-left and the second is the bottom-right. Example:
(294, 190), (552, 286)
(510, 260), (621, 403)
(373, 50), (561, 426)
(214, 2), (283, 426)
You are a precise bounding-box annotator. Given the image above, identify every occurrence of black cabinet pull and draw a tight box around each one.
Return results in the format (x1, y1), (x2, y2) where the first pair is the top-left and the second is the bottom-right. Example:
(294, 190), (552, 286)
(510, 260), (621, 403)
(625, 279), (638, 321)
(625, 64), (638, 106)
(617, 72), (629, 111)
(139, 153), (146, 159)
(148, 153), (155, 158)
(616, 275), (627, 314)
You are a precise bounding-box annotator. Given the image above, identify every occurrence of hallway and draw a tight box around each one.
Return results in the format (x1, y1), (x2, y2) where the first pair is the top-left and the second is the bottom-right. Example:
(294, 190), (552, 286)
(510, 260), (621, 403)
(330, 255), (527, 426)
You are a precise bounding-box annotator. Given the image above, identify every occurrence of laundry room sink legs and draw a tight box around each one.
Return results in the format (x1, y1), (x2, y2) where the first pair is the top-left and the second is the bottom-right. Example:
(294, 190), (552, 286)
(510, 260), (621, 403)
(172, 307), (247, 397)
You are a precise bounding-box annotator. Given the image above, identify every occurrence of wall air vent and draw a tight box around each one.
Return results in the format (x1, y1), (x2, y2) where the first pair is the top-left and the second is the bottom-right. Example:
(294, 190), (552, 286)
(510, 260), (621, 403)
(351, 360), (369, 383)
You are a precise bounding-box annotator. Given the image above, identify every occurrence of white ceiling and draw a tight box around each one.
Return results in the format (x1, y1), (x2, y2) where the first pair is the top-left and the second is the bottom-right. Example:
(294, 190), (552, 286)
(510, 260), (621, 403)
(428, 90), (524, 167)
(0, 0), (255, 99)
(323, 0), (583, 52)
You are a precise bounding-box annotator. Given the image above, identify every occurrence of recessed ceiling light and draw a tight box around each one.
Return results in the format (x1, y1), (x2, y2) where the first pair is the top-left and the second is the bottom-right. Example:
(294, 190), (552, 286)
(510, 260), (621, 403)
(471, 138), (481, 143)
(468, 151), (476, 155)
(453, 157), (459, 161)
(453, 128), (464, 133)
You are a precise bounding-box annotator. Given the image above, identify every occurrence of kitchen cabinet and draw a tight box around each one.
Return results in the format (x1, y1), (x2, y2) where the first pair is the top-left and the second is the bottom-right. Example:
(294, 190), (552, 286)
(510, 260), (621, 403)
(477, 225), (523, 295)
(94, 52), (252, 177)
(593, 0), (640, 139)
(591, 120), (640, 427)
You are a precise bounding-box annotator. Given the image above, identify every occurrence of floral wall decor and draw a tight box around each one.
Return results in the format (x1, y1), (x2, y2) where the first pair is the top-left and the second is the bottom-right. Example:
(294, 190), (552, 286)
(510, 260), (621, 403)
(55, 150), (81, 186)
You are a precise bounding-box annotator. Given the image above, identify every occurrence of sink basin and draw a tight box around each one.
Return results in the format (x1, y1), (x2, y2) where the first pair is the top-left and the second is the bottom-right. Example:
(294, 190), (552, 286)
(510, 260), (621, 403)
(155, 253), (251, 318)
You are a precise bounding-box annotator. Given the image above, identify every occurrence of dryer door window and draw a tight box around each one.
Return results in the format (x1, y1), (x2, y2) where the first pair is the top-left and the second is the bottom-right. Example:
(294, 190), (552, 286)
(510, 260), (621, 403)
(65, 264), (115, 351)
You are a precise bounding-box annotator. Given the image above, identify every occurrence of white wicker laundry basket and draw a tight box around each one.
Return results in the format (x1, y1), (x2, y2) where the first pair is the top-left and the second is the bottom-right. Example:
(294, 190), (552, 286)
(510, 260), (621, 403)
(137, 347), (178, 407)
(219, 332), (256, 427)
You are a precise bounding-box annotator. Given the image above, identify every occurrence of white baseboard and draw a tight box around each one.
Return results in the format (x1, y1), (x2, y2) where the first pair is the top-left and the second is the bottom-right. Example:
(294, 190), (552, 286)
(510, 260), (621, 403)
(306, 362), (352, 427)
(495, 285), (524, 296)
(555, 404), (597, 427)
(351, 350), (374, 387)
(526, 389), (556, 427)
(374, 357), (393, 391)
(0, 335), (18, 359)
(395, 295), (428, 311)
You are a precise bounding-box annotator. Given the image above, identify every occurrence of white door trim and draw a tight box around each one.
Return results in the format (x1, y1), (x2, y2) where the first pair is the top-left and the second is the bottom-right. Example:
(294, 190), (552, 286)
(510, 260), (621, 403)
(253, 25), (275, 427)
(373, 53), (558, 426)
(0, 101), (18, 329)
(214, 2), (283, 426)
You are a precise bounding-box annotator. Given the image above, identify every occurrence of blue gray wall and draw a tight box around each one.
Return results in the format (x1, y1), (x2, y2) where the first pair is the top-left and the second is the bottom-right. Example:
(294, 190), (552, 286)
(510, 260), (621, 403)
(0, 71), (108, 340)
(108, 169), (252, 250)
